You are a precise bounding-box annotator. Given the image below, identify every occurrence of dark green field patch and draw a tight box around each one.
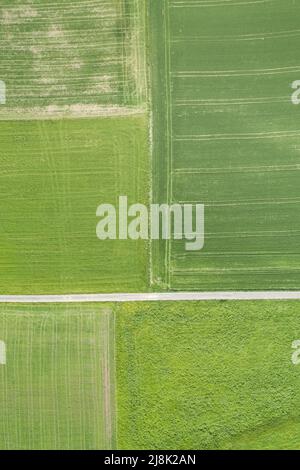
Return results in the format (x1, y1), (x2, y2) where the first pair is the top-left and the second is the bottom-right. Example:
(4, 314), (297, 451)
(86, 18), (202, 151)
(150, 0), (300, 290)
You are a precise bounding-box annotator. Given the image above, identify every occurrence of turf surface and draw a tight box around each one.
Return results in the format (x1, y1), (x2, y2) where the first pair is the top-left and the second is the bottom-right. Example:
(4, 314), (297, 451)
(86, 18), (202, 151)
(0, 115), (149, 294)
(0, 0), (147, 114)
(2, 0), (300, 453)
(150, 0), (300, 290)
(116, 300), (300, 450)
(0, 0), (150, 294)
(0, 303), (115, 450)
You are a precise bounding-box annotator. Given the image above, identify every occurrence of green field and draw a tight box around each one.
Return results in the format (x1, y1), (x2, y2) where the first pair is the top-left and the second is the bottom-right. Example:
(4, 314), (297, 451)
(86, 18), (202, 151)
(0, 303), (115, 450)
(0, 116), (149, 294)
(0, 0), (146, 114)
(116, 300), (300, 450)
(4, 0), (300, 293)
(2, 0), (300, 453)
(1, 299), (300, 450)
(0, 0), (150, 294)
(150, 0), (300, 290)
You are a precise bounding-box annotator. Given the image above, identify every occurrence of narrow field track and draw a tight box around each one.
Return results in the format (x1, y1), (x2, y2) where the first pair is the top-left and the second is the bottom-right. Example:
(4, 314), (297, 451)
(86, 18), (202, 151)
(1, 291), (300, 302)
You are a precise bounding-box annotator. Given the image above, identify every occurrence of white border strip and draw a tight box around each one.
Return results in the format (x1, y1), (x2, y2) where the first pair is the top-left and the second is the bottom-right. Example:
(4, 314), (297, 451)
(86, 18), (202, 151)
(1, 292), (300, 303)
(0, 105), (146, 121)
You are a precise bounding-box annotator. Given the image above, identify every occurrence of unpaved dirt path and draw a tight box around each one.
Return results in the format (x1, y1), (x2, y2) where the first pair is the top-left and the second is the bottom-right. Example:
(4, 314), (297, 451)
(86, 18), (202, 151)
(1, 292), (300, 302)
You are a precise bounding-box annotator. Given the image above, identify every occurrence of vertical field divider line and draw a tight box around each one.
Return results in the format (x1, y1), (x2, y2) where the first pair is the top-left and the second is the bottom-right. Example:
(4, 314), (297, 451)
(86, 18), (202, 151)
(164, 0), (173, 288)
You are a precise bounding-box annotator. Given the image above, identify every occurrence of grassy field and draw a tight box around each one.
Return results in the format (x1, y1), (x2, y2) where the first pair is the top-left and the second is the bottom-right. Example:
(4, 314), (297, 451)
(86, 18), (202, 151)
(2, 0), (300, 453)
(116, 300), (300, 450)
(0, 0), (150, 294)
(0, 303), (115, 450)
(0, 0), (147, 115)
(150, 0), (300, 290)
(2, 299), (300, 450)
(0, 116), (149, 294)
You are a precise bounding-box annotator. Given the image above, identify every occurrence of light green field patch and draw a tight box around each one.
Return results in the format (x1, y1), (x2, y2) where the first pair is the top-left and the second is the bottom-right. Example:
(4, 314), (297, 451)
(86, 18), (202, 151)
(0, 115), (149, 294)
(0, 303), (115, 450)
(0, 0), (147, 115)
(116, 300), (300, 450)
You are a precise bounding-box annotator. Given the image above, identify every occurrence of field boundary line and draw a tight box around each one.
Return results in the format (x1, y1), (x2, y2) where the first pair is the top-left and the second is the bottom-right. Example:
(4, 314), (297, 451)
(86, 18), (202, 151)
(2, 292), (300, 303)
(0, 105), (146, 121)
(163, 0), (173, 288)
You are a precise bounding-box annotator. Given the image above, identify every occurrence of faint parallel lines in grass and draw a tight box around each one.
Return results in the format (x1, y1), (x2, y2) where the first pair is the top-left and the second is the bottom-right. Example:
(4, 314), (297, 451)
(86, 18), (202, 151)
(101, 309), (115, 450)
(135, 0), (148, 104)
(176, 197), (300, 207)
(120, 0), (128, 104)
(172, 267), (300, 274)
(174, 130), (300, 141)
(2, 42), (124, 51)
(26, 318), (34, 449)
(0, 0), (144, 112)
(0, 308), (115, 449)
(0, 29), (127, 40)
(173, 164), (300, 174)
(112, 309), (118, 450)
(173, 66), (300, 77)
(64, 313), (72, 449)
(90, 312), (101, 448)
(51, 318), (58, 449)
(174, 251), (300, 257)
(174, 96), (290, 107)
(169, 0), (275, 8)
(0, 1), (115, 15)
(200, 229), (300, 237)
(0, 16), (123, 26)
(78, 313), (85, 450)
(171, 29), (300, 42)
(0, 314), (8, 449)
(37, 316), (45, 449)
